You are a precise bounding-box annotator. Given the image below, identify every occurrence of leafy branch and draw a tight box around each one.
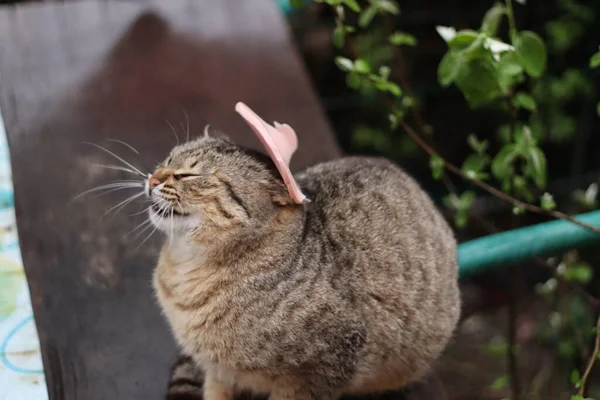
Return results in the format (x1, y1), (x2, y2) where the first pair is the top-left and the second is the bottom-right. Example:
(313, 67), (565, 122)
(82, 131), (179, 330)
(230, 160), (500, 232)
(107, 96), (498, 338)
(305, 0), (600, 236)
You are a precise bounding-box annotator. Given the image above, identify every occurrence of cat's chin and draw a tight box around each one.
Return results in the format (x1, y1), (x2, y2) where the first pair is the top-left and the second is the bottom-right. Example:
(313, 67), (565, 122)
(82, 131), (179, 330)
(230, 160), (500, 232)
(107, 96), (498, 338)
(148, 208), (201, 235)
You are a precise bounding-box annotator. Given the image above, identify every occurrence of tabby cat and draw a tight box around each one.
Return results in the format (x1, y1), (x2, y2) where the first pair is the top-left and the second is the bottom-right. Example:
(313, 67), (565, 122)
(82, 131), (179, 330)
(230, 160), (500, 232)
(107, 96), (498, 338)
(150, 103), (460, 400)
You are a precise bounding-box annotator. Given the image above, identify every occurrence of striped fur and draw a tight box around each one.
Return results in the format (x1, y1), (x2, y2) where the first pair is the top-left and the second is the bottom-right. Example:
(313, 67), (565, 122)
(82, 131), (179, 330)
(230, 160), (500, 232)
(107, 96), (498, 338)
(150, 137), (460, 399)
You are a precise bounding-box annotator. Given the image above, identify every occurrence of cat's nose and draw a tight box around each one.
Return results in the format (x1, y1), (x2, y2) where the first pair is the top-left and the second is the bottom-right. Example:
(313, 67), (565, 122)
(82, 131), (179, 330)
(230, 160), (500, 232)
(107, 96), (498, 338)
(148, 175), (162, 190)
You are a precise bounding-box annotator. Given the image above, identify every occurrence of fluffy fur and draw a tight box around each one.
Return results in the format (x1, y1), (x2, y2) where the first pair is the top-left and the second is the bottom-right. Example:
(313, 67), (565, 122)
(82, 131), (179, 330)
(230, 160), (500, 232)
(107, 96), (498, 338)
(150, 136), (460, 400)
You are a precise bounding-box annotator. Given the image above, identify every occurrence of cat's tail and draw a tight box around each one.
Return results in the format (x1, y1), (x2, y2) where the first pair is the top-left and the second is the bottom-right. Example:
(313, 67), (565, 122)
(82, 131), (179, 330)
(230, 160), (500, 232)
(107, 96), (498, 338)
(166, 354), (204, 400)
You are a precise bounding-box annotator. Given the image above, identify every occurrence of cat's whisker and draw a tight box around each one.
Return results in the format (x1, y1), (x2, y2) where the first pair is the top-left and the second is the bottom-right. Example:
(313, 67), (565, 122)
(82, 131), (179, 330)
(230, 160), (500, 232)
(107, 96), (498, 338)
(164, 119), (180, 146)
(92, 164), (146, 178)
(175, 199), (185, 214)
(130, 217), (154, 238)
(72, 181), (144, 202)
(101, 192), (145, 220)
(136, 201), (170, 249)
(105, 139), (140, 155)
(83, 142), (146, 178)
(170, 208), (174, 245)
(129, 204), (153, 217)
(90, 184), (145, 199)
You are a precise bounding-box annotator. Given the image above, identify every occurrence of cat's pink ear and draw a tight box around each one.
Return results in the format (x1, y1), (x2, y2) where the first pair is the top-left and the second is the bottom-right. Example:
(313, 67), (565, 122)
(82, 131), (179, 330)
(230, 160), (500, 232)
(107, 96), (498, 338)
(235, 102), (307, 204)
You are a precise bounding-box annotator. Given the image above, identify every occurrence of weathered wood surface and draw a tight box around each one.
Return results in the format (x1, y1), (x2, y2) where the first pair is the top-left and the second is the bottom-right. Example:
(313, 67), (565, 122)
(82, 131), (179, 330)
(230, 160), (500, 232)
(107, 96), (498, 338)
(0, 0), (447, 399)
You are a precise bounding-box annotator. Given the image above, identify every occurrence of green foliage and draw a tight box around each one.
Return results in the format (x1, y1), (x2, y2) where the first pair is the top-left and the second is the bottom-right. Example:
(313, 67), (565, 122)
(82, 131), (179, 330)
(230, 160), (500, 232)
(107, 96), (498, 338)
(443, 191), (476, 228)
(483, 340), (511, 357)
(429, 155), (444, 180)
(513, 92), (537, 111)
(571, 369), (582, 389)
(546, 0), (594, 53)
(591, 50), (600, 68)
(541, 192), (556, 210)
(480, 3), (505, 36)
(560, 262), (593, 284)
(389, 31), (417, 46)
(515, 31), (548, 78)
(491, 375), (509, 391)
(313, 0), (361, 10)
(359, 0), (400, 28)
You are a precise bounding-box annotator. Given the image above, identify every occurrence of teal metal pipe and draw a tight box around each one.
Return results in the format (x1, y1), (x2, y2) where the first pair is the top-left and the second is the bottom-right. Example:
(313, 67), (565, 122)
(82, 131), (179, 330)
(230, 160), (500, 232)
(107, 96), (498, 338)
(458, 210), (600, 277)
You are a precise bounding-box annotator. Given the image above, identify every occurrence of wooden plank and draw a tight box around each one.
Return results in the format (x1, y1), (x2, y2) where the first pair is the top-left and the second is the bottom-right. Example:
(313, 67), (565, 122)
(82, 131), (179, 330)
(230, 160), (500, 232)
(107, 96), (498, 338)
(0, 1), (340, 399)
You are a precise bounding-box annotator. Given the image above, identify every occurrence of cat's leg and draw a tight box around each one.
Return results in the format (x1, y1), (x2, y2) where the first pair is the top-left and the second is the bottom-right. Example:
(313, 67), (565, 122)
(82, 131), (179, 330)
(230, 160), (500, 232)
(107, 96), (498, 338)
(203, 369), (235, 400)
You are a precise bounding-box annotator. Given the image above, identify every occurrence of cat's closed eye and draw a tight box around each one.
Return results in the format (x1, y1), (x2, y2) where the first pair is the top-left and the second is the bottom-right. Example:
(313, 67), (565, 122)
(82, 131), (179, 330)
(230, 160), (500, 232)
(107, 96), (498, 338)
(173, 173), (201, 180)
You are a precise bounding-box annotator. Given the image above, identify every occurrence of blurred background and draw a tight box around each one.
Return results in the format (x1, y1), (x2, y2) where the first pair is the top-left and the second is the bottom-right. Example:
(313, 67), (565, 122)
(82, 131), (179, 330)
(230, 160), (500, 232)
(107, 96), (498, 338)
(284, 1), (600, 398)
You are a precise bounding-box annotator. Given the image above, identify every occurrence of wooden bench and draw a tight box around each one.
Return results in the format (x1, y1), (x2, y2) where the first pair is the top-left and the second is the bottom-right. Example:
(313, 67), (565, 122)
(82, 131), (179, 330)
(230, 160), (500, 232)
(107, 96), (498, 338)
(0, 1), (446, 398)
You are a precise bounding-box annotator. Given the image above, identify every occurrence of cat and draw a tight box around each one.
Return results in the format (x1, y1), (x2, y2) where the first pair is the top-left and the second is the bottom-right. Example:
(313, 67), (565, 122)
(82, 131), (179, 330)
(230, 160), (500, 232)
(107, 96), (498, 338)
(150, 103), (460, 400)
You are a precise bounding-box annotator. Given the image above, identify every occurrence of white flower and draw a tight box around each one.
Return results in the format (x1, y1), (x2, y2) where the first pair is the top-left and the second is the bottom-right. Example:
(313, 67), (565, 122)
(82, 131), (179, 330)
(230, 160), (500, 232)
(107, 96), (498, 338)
(436, 26), (456, 43)
(486, 38), (514, 53)
(515, 0), (526, 4)
(485, 38), (515, 60)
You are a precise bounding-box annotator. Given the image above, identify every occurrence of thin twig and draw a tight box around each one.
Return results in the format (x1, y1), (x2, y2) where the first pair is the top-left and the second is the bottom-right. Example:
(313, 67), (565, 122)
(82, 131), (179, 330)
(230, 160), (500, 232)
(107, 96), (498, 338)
(399, 121), (600, 235)
(578, 313), (600, 397)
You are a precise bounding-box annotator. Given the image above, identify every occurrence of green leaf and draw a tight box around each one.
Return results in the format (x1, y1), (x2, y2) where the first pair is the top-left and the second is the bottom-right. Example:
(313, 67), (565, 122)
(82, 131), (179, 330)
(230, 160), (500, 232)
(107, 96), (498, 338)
(346, 71), (361, 89)
(429, 155), (445, 180)
(448, 30), (479, 49)
(491, 144), (518, 181)
(379, 66), (391, 80)
(377, 0), (400, 15)
(389, 32), (417, 46)
(341, 0), (361, 12)
(590, 51), (600, 69)
(514, 176), (533, 202)
(335, 56), (354, 72)
(290, 0), (305, 8)
(490, 375), (509, 391)
(359, 4), (378, 27)
(354, 59), (371, 74)
(540, 193), (556, 210)
(525, 147), (547, 188)
(332, 26), (345, 49)
(437, 52), (462, 87)
(454, 210), (468, 228)
(571, 369), (582, 387)
(564, 262), (593, 284)
(513, 92), (537, 111)
(483, 341), (510, 357)
(513, 205), (525, 215)
(497, 52), (524, 93)
(515, 31), (547, 78)
(375, 81), (402, 96)
(388, 113), (398, 130)
(570, 396), (585, 400)
(481, 3), (506, 36)
(467, 134), (489, 154)
(443, 191), (475, 228)
(455, 58), (503, 107)
(462, 154), (490, 177)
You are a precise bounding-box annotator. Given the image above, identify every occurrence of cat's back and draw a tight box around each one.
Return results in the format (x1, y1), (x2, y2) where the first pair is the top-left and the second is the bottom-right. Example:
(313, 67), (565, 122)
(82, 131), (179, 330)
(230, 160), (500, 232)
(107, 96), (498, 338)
(296, 156), (454, 245)
(296, 157), (459, 381)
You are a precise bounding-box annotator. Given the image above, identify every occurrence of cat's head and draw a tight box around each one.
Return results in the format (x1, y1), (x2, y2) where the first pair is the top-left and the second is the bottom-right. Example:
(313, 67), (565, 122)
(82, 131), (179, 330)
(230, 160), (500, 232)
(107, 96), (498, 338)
(146, 103), (307, 238)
